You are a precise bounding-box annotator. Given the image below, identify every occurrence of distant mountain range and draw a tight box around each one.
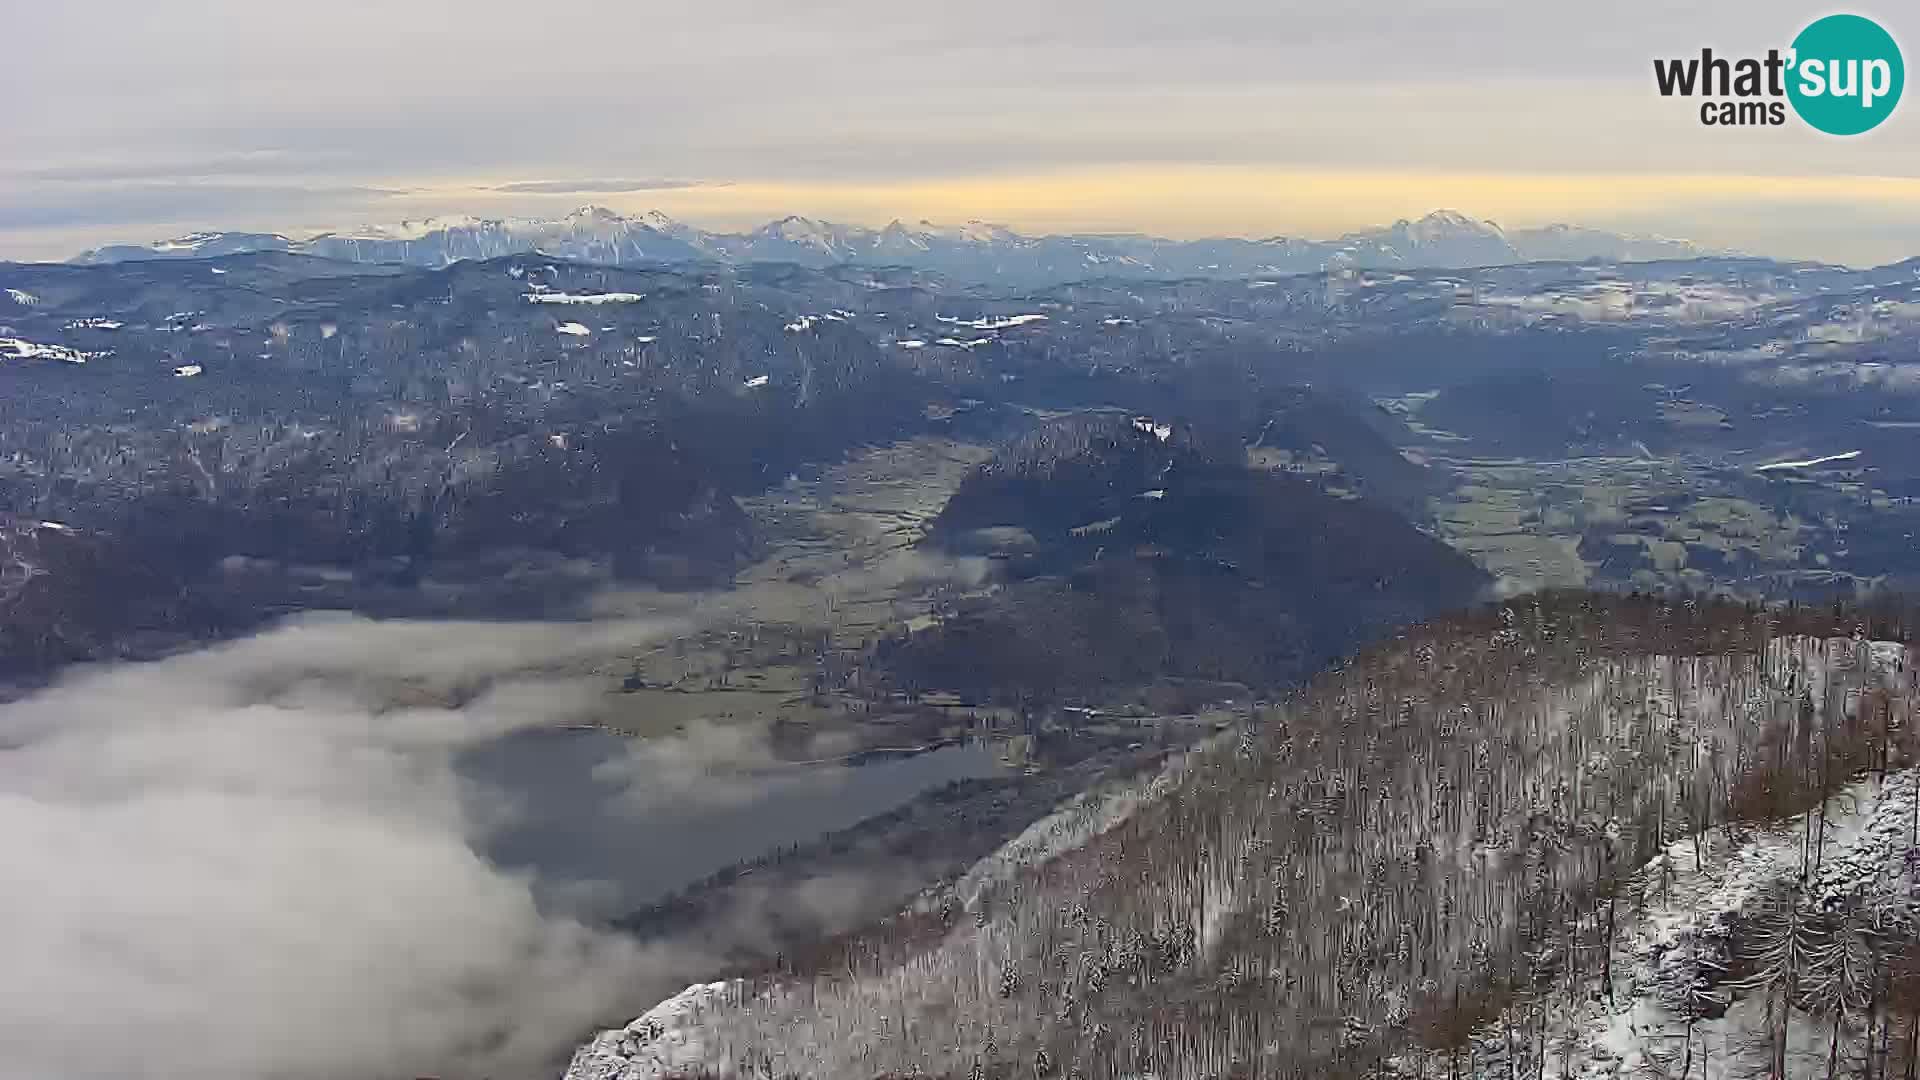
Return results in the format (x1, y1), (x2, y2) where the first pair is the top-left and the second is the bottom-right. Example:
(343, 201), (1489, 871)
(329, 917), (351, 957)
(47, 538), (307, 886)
(69, 208), (1717, 286)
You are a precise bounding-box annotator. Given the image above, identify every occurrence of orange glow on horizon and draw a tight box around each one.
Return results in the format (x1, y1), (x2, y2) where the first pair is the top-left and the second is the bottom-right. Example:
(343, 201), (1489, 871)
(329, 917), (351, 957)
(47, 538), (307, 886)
(383, 166), (1920, 237)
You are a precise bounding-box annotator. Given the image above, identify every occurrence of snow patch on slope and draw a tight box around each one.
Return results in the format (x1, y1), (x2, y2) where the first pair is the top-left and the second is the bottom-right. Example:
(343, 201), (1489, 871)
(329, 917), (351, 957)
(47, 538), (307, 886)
(0, 338), (92, 364)
(1398, 639), (1916, 1080)
(1755, 450), (1863, 472)
(937, 313), (1047, 330)
(1492, 770), (1920, 1080)
(565, 981), (745, 1080)
(525, 292), (645, 305)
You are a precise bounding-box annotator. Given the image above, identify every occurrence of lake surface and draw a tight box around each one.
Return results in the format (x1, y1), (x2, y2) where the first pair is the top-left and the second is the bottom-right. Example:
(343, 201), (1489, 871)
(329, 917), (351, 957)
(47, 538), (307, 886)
(456, 729), (1003, 917)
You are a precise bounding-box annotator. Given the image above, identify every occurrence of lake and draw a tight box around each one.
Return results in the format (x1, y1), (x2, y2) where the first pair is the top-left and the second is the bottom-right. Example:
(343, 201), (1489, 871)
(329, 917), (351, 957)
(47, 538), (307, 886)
(456, 729), (1003, 918)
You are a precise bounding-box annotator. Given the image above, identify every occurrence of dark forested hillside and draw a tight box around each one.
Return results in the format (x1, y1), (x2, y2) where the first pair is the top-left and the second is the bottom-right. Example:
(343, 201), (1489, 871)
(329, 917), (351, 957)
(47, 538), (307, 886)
(867, 415), (1486, 704)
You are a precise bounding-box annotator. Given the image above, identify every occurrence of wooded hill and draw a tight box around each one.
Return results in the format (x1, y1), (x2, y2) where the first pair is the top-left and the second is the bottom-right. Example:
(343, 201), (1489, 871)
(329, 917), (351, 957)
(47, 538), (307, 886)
(567, 592), (1920, 1080)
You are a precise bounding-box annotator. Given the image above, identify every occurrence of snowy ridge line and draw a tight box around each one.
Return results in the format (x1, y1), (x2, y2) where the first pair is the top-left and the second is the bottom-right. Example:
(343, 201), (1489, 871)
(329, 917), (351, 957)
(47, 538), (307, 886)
(949, 733), (1223, 911)
(565, 981), (745, 1080)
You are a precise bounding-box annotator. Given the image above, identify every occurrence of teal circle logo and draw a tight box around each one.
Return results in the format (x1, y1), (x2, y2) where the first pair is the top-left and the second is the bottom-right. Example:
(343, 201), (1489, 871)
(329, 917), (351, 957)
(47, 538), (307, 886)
(1787, 14), (1903, 135)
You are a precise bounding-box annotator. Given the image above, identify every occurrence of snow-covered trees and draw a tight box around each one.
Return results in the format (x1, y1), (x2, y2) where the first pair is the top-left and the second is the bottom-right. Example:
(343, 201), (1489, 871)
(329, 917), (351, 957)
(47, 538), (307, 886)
(1736, 883), (1819, 1079)
(566, 594), (1920, 1080)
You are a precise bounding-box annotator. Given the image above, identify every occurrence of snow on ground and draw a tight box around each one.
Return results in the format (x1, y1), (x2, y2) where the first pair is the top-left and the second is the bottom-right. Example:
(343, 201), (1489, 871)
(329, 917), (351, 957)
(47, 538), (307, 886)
(5, 288), (38, 306)
(334, 214), (485, 242)
(1400, 638), (1915, 1080)
(1477, 279), (1781, 324)
(785, 316), (816, 332)
(743, 374), (769, 388)
(567, 640), (1913, 1080)
(566, 981), (745, 1080)
(936, 313), (1047, 330)
(1133, 417), (1173, 441)
(564, 738), (1217, 1080)
(524, 292), (645, 305)
(147, 233), (219, 253)
(1759, 361), (1920, 393)
(1480, 283), (1635, 321)
(896, 339), (927, 349)
(0, 338), (91, 364)
(556, 322), (592, 336)
(1499, 769), (1920, 1080)
(1754, 450), (1863, 472)
(62, 318), (123, 331)
(172, 364), (203, 378)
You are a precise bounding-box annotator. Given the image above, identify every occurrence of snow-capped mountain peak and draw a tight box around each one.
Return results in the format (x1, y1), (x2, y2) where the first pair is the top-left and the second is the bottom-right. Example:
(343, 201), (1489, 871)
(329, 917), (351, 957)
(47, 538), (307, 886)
(565, 205), (625, 224)
(642, 210), (690, 234)
(761, 215), (843, 251)
(333, 214), (490, 242)
(1408, 208), (1503, 237)
(69, 209), (1722, 282)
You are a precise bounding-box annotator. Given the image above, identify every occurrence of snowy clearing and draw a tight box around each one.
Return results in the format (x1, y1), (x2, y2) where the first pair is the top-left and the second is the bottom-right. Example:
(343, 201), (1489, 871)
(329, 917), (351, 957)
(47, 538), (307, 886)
(0, 338), (91, 364)
(524, 292), (645, 305)
(1133, 417), (1173, 442)
(936, 313), (1047, 330)
(1755, 450), (1863, 472)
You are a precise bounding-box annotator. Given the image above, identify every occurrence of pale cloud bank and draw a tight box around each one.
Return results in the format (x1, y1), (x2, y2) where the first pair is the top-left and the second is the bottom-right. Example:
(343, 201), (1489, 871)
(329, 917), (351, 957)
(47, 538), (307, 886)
(0, 614), (689, 1080)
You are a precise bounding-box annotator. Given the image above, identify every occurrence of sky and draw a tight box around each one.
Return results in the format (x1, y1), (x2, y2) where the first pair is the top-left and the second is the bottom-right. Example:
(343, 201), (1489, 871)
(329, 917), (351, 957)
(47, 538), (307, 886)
(3, 0), (1919, 265)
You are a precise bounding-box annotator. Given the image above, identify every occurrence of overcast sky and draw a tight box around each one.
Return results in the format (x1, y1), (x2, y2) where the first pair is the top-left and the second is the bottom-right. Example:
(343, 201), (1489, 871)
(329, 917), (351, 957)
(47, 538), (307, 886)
(4, 0), (1918, 264)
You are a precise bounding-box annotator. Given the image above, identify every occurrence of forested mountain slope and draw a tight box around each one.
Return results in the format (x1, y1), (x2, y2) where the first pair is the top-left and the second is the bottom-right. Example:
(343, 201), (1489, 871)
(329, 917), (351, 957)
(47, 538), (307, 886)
(566, 594), (1920, 1080)
(868, 414), (1486, 703)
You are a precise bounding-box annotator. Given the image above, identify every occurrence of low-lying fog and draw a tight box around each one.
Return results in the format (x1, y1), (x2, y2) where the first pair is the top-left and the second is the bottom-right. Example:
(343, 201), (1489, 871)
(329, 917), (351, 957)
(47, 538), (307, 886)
(0, 593), (993, 1080)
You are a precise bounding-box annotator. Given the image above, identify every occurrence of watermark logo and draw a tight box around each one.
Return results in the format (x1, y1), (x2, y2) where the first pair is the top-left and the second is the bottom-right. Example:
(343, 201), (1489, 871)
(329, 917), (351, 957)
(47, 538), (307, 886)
(1654, 13), (1903, 134)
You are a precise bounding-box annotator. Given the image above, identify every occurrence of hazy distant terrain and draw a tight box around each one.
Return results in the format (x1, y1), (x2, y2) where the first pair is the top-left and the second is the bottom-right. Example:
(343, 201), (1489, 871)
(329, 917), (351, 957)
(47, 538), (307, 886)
(4, 239), (1916, 686)
(67, 207), (1719, 287)
(5, 231), (1920, 1080)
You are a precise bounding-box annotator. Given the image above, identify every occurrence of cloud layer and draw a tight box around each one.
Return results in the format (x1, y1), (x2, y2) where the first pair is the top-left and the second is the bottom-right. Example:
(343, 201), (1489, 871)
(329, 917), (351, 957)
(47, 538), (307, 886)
(0, 544), (998, 1080)
(0, 614), (693, 1080)
(492, 178), (709, 195)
